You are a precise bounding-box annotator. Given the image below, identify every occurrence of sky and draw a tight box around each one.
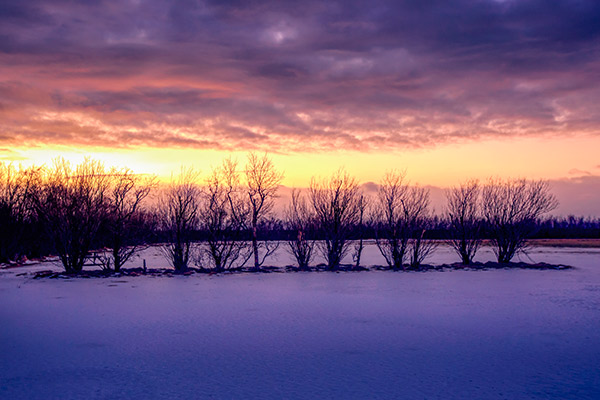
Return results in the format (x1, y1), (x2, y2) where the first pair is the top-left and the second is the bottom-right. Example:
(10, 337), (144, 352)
(0, 0), (599, 215)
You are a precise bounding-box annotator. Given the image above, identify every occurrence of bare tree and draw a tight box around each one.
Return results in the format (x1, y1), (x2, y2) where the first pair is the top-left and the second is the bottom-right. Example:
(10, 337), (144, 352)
(0, 163), (41, 263)
(375, 171), (436, 269)
(284, 189), (316, 270)
(446, 180), (481, 265)
(198, 161), (251, 272)
(482, 178), (558, 263)
(351, 193), (369, 269)
(244, 153), (284, 270)
(99, 169), (156, 272)
(374, 171), (410, 270)
(35, 158), (110, 273)
(159, 168), (201, 272)
(405, 186), (437, 269)
(309, 169), (361, 270)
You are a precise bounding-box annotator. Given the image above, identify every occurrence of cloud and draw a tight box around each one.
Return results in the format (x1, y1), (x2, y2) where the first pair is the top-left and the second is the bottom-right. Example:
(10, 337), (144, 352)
(0, 148), (27, 161)
(550, 175), (600, 216)
(568, 168), (591, 176)
(0, 0), (599, 152)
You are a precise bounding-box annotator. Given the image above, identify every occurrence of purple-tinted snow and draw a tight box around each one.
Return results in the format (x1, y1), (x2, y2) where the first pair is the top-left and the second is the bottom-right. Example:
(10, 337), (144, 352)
(1, 245), (599, 399)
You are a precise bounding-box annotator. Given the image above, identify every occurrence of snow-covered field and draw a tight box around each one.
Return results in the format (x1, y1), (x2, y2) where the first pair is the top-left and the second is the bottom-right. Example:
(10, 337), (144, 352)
(1, 245), (599, 399)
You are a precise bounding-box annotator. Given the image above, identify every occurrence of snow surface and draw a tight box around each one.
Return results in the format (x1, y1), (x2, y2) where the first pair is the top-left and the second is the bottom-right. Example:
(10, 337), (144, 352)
(1, 245), (599, 399)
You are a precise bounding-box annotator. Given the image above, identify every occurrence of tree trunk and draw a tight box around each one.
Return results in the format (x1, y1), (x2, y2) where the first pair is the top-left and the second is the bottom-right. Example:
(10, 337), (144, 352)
(252, 223), (259, 270)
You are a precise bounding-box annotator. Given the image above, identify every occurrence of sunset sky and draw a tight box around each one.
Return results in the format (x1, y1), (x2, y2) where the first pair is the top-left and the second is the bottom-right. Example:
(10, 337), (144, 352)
(1, 0), (599, 215)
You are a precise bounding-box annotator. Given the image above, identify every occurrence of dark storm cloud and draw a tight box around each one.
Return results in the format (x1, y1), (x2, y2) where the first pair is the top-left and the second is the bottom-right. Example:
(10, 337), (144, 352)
(0, 0), (599, 151)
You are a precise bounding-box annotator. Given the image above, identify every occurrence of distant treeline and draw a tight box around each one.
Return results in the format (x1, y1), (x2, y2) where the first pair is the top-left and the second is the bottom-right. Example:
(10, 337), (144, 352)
(0, 155), (594, 273)
(415, 216), (600, 240)
(201, 216), (600, 241)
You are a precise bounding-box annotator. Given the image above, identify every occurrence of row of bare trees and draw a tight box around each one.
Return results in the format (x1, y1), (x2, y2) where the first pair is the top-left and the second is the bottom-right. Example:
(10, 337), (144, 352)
(287, 170), (436, 271)
(0, 156), (559, 273)
(162, 167), (558, 271)
(0, 159), (156, 273)
(159, 154), (284, 272)
(446, 179), (558, 264)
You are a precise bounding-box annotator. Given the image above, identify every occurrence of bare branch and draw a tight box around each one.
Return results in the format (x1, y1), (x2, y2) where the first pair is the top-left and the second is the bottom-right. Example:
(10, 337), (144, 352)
(100, 169), (157, 271)
(284, 189), (316, 270)
(374, 171), (435, 269)
(244, 152), (283, 269)
(309, 169), (361, 270)
(34, 158), (110, 273)
(482, 178), (558, 263)
(197, 161), (251, 271)
(445, 180), (481, 264)
(159, 167), (201, 272)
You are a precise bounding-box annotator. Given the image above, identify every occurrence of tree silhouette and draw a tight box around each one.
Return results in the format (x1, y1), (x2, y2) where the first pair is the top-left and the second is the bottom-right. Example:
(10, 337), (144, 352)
(482, 178), (558, 263)
(285, 189), (316, 270)
(374, 171), (436, 269)
(159, 168), (201, 272)
(100, 168), (156, 272)
(446, 180), (482, 265)
(198, 160), (251, 271)
(35, 158), (110, 273)
(244, 153), (283, 270)
(309, 169), (361, 270)
(0, 163), (41, 263)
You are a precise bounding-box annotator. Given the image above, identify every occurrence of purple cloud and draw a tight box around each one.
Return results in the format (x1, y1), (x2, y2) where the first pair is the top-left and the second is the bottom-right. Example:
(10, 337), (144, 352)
(0, 0), (598, 152)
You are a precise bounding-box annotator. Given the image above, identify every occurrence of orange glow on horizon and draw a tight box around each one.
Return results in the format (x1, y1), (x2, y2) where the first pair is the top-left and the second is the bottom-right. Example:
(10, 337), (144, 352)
(4, 133), (600, 188)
